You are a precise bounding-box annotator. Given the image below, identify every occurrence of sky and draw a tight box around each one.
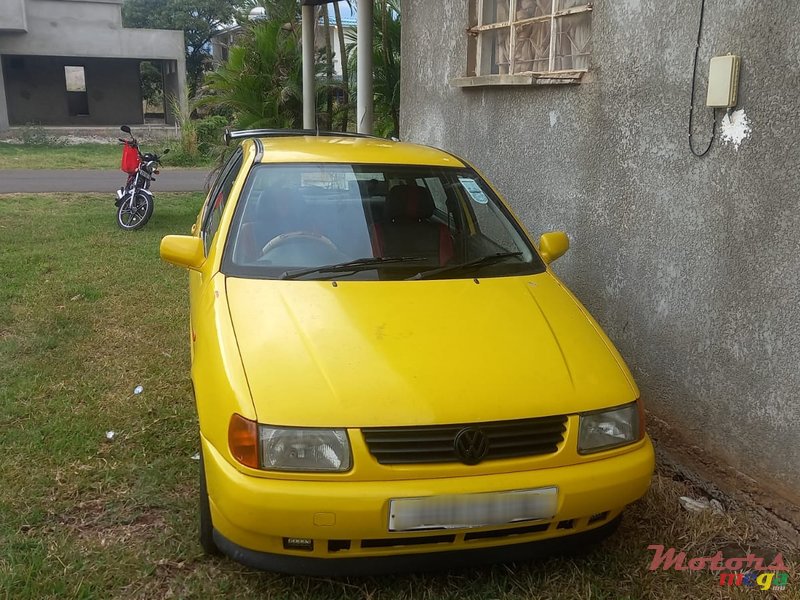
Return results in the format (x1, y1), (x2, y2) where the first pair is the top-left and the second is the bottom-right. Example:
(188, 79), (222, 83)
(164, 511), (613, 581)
(328, 1), (356, 24)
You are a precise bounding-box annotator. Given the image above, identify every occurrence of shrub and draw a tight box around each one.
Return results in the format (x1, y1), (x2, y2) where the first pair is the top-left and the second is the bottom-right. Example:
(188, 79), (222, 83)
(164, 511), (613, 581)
(195, 115), (229, 153)
(19, 123), (65, 146)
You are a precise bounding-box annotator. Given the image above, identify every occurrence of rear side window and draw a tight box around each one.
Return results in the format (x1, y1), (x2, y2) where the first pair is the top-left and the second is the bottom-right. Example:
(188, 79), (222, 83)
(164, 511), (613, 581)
(203, 151), (243, 254)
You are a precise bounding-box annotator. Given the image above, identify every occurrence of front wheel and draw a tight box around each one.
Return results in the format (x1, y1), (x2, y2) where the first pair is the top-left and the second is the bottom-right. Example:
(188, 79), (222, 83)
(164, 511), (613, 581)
(116, 191), (153, 230)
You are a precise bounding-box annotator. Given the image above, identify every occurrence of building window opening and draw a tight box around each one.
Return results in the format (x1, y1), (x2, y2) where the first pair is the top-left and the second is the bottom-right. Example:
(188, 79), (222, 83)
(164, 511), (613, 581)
(64, 65), (89, 116)
(468, 0), (592, 77)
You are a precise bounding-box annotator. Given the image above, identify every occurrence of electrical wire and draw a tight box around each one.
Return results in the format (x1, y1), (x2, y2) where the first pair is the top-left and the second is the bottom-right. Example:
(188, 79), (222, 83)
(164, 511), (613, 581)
(688, 0), (717, 157)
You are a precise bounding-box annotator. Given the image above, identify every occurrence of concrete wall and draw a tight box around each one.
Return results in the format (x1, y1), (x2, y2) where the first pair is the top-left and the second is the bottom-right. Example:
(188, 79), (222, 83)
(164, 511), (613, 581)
(0, 0), (27, 32)
(401, 0), (800, 497)
(0, 0), (186, 130)
(0, 0), (184, 61)
(2, 55), (142, 125)
(0, 58), (8, 130)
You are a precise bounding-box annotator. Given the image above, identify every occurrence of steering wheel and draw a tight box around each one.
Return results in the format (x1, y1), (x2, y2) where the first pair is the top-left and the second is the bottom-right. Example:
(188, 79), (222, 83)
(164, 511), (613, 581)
(260, 231), (339, 257)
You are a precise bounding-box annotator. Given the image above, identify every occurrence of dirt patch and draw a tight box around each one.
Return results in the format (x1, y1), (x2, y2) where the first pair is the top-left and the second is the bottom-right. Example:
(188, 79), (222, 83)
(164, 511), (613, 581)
(58, 500), (168, 548)
(648, 412), (800, 549)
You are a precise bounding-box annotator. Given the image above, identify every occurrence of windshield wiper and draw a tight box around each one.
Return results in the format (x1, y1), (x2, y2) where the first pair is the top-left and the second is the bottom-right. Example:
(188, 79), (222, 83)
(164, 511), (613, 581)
(408, 251), (523, 280)
(280, 256), (427, 280)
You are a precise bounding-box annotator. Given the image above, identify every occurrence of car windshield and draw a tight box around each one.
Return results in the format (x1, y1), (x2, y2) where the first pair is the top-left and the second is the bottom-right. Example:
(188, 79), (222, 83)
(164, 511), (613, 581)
(222, 163), (545, 280)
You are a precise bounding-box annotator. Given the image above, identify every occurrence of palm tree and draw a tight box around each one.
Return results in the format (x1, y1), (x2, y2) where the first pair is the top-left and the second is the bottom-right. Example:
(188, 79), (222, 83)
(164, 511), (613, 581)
(332, 1), (351, 131)
(199, 18), (304, 128)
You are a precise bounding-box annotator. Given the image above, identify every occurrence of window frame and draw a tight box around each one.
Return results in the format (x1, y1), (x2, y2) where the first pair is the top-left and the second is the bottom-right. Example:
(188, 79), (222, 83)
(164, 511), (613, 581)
(462, 0), (592, 85)
(201, 147), (244, 255)
(64, 65), (90, 116)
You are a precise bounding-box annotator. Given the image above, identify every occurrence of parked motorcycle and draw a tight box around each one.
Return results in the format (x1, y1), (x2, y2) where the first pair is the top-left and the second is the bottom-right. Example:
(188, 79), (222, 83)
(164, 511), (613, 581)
(116, 125), (169, 230)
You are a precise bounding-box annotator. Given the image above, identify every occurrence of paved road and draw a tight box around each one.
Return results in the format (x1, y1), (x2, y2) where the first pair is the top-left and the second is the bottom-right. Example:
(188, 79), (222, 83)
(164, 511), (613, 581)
(0, 169), (210, 193)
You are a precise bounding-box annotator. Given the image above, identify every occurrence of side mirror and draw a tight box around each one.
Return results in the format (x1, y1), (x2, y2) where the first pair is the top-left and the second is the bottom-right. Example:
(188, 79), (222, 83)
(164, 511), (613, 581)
(538, 231), (569, 264)
(162, 148), (170, 155)
(120, 125), (131, 134)
(160, 235), (204, 270)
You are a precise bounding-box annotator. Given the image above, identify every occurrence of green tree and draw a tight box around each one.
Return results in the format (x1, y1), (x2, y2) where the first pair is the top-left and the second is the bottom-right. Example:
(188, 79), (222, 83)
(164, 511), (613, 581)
(199, 1), (346, 130)
(139, 61), (163, 108)
(235, 0), (299, 27)
(198, 19), (304, 128)
(122, 0), (239, 96)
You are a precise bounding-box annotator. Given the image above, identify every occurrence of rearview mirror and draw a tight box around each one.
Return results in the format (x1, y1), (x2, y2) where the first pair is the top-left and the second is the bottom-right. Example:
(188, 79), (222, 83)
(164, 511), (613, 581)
(160, 235), (204, 270)
(120, 125), (131, 134)
(538, 231), (569, 264)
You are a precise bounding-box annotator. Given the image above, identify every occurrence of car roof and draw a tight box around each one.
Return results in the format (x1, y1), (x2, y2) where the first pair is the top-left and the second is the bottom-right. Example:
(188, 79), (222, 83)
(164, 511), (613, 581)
(249, 136), (465, 168)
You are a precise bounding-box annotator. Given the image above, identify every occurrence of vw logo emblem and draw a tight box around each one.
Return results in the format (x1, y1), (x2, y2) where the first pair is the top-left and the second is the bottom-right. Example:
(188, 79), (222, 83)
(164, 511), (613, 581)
(454, 427), (489, 465)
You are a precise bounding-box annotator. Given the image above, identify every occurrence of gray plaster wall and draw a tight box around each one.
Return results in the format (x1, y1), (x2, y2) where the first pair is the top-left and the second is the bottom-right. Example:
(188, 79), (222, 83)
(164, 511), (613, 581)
(2, 55), (142, 125)
(401, 0), (800, 497)
(0, 0), (28, 32)
(0, 0), (184, 61)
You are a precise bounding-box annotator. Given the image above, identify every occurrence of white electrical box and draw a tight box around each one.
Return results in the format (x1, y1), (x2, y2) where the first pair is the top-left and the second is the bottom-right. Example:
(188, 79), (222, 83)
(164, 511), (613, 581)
(706, 55), (741, 108)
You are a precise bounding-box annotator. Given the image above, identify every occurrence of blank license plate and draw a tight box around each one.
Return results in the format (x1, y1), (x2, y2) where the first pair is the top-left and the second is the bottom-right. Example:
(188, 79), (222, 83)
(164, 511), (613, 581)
(388, 487), (558, 532)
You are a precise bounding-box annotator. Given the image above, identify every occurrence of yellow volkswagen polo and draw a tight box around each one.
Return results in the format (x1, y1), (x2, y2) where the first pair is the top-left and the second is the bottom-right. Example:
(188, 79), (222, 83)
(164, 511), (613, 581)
(160, 130), (654, 575)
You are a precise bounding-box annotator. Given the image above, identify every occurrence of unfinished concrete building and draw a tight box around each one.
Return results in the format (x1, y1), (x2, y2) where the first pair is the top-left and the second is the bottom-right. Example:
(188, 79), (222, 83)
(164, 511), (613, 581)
(0, 0), (186, 130)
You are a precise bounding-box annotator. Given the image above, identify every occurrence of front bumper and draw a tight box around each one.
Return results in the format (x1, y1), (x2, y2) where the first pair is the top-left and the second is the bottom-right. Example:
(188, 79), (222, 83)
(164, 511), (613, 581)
(213, 515), (622, 576)
(203, 435), (654, 572)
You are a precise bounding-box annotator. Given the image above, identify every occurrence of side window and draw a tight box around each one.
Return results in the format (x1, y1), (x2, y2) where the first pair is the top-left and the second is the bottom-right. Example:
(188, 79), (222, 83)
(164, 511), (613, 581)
(203, 152), (244, 254)
(201, 150), (241, 226)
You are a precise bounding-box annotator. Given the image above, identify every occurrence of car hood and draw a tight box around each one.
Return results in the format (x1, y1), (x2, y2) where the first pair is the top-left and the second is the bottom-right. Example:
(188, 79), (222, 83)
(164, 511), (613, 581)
(225, 274), (637, 428)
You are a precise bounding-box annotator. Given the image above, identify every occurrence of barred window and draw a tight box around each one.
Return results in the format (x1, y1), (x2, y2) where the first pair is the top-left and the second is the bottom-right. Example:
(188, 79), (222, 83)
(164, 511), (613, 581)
(467, 0), (592, 77)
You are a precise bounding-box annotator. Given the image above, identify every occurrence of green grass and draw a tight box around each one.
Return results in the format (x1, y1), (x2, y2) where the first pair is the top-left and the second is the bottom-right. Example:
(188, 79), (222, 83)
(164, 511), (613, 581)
(0, 143), (123, 169)
(0, 143), (214, 170)
(0, 193), (797, 599)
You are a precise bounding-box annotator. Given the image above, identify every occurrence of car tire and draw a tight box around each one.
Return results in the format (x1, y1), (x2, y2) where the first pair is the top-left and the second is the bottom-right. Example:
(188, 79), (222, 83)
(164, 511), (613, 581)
(198, 449), (221, 555)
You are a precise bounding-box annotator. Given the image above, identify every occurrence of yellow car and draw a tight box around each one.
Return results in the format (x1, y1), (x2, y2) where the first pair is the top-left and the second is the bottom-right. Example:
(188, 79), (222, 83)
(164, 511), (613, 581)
(160, 130), (654, 575)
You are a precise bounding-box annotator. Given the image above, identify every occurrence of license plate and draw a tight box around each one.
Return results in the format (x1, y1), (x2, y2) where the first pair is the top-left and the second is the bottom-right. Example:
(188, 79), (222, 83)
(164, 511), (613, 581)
(388, 487), (558, 532)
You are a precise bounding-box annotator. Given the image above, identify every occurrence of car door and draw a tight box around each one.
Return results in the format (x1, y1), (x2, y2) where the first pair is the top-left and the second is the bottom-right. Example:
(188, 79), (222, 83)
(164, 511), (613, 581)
(188, 148), (244, 360)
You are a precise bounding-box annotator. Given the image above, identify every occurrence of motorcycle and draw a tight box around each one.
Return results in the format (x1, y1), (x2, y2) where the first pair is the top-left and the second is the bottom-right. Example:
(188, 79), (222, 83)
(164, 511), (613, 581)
(115, 125), (169, 230)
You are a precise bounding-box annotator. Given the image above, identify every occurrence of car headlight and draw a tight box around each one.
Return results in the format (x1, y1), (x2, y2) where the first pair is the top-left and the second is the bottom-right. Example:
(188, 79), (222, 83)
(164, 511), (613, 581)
(578, 401), (641, 454)
(258, 426), (351, 472)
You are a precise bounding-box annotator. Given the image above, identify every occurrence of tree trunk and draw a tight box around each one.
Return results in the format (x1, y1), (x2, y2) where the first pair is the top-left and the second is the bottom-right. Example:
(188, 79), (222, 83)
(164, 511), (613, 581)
(322, 7), (334, 130)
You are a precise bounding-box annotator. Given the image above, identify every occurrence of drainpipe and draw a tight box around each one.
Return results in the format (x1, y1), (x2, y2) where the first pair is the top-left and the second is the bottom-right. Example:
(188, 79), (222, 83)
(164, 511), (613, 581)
(357, 0), (373, 134)
(302, 3), (315, 129)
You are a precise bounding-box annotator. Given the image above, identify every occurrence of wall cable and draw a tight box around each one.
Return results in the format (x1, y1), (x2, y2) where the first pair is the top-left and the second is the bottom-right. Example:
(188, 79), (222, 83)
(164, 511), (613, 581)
(688, 0), (717, 157)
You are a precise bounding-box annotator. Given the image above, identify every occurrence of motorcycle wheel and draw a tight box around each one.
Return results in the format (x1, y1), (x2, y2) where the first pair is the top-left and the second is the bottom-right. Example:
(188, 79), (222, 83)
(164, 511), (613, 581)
(117, 192), (153, 231)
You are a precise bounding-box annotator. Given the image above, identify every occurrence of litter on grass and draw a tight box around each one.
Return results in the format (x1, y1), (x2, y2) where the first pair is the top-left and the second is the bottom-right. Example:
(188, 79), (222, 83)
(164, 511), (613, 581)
(679, 496), (724, 514)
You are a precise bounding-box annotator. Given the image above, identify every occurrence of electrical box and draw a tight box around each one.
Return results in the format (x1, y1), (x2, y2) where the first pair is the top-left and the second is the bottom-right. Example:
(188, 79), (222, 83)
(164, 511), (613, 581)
(706, 55), (741, 108)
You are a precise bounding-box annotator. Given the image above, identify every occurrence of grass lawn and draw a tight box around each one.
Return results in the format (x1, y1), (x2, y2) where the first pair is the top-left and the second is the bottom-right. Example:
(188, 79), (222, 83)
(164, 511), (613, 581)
(0, 143), (214, 170)
(0, 143), (123, 170)
(0, 193), (796, 599)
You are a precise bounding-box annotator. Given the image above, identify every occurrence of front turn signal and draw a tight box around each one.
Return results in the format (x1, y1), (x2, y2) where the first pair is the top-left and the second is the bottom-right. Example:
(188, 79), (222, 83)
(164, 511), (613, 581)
(228, 413), (259, 469)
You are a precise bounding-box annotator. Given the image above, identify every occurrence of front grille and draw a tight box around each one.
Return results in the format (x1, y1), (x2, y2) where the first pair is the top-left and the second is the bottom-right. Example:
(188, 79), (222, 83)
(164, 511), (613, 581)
(361, 415), (567, 465)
